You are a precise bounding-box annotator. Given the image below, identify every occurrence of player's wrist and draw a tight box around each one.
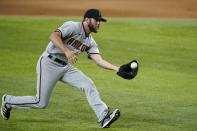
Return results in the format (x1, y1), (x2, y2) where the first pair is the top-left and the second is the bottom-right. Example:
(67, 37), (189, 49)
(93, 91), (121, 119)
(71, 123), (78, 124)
(114, 67), (119, 72)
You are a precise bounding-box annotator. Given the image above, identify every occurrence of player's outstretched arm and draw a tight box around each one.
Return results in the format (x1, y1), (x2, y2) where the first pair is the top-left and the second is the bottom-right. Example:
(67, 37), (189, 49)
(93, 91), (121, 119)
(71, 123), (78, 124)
(90, 54), (119, 72)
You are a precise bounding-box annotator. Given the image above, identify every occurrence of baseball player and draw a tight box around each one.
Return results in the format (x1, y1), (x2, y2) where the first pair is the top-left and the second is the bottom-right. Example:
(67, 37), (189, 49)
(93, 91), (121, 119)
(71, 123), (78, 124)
(1, 9), (121, 128)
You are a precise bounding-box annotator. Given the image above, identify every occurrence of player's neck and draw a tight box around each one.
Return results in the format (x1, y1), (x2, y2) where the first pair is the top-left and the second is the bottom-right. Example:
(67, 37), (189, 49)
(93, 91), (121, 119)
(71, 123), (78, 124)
(82, 21), (90, 37)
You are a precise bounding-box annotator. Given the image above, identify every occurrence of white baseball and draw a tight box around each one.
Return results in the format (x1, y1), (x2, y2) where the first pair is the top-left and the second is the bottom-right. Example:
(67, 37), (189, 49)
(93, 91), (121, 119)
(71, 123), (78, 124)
(130, 62), (137, 69)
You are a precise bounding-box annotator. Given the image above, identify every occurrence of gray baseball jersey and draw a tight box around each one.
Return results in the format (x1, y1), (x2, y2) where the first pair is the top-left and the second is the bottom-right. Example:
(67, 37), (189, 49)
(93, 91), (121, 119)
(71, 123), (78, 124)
(4, 21), (109, 122)
(46, 21), (100, 61)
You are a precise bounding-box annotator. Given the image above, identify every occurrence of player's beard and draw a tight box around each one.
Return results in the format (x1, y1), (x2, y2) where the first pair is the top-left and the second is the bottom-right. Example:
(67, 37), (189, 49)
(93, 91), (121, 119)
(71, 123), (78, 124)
(88, 21), (98, 33)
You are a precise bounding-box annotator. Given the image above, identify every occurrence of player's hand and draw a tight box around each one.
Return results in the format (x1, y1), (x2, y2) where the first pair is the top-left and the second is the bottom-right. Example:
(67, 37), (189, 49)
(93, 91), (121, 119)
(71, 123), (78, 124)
(64, 50), (77, 64)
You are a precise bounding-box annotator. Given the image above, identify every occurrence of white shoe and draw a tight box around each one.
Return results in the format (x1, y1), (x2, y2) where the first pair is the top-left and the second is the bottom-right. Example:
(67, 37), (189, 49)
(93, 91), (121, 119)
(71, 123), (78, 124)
(100, 109), (120, 128)
(1, 95), (11, 120)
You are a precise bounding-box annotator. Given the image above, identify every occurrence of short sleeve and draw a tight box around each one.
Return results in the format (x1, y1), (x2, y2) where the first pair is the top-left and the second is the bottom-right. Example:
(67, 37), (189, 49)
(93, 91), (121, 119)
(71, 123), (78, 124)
(87, 37), (100, 54)
(55, 22), (75, 39)
(86, 37), (100, 59)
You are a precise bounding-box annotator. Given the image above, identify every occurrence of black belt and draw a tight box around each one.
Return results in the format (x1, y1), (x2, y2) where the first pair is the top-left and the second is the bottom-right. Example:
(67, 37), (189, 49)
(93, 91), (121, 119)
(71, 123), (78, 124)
(48, 55), (67, 66)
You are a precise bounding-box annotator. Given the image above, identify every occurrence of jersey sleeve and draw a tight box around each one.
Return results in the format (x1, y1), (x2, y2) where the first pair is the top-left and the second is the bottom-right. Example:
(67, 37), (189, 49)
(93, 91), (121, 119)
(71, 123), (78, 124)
(55, 21), (75, 39)
(86, 37), (100, 59)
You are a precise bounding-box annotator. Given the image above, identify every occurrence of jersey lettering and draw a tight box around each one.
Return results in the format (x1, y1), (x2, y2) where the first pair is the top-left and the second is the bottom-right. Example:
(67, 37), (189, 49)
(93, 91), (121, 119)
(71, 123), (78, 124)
(66, 38), (88, 52)
(81, 45), (87, 52)
(67, 38), (75, 45)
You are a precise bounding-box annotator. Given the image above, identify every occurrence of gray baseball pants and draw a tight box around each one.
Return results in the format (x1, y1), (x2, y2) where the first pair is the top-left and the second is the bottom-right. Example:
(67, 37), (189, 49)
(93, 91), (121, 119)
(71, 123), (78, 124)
(4, 52), (108, 122)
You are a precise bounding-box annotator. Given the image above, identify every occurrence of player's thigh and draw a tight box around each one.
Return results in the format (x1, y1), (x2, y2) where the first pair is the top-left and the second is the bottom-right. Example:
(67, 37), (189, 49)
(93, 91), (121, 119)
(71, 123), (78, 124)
(36, 56), (64, 101)
(61, 67), (95, 90)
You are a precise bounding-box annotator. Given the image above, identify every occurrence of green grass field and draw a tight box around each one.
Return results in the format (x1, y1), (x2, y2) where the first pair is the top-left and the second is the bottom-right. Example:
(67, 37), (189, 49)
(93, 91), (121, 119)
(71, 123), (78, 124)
(0, 16), (197, 131)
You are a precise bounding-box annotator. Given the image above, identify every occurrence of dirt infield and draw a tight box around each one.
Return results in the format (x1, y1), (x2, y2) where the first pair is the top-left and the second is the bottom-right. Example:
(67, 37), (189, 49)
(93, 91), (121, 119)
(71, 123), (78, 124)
(0, 0), (197, 18)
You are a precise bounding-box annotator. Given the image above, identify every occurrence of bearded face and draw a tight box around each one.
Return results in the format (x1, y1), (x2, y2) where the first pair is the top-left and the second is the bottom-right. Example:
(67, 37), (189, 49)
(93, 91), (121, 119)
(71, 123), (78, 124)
(88, 18), (100, 33)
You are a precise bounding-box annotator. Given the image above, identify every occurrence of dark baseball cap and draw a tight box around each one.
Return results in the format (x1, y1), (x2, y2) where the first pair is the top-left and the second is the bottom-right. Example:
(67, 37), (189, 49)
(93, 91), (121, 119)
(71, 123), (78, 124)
(84, 9), (107, 22)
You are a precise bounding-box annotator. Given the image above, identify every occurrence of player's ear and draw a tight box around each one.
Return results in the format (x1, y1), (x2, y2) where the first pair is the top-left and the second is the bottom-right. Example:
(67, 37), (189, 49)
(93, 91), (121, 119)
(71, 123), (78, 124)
(84, 18), (88, 22)
(84, 18), (91, 23)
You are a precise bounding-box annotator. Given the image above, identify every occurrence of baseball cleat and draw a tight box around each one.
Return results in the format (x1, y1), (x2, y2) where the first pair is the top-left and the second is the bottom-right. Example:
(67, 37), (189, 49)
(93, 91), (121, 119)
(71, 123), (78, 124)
(100, 109), (120, 128)
(1, 95), (11, 120)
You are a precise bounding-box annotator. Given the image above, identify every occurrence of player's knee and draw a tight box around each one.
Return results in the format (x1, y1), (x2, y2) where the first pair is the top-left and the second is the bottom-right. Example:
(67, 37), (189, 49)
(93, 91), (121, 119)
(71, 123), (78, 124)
(37, 102), (48, 109)
(84, 79), (99, 93)
(85, 78), (95, 89)
(38, 104), (48, 109)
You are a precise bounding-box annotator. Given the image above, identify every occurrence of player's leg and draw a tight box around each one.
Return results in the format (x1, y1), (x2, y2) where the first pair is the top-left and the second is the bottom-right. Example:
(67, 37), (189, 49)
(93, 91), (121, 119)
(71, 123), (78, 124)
(61, 65), (109, 122)
(1, 55), (63, 120)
